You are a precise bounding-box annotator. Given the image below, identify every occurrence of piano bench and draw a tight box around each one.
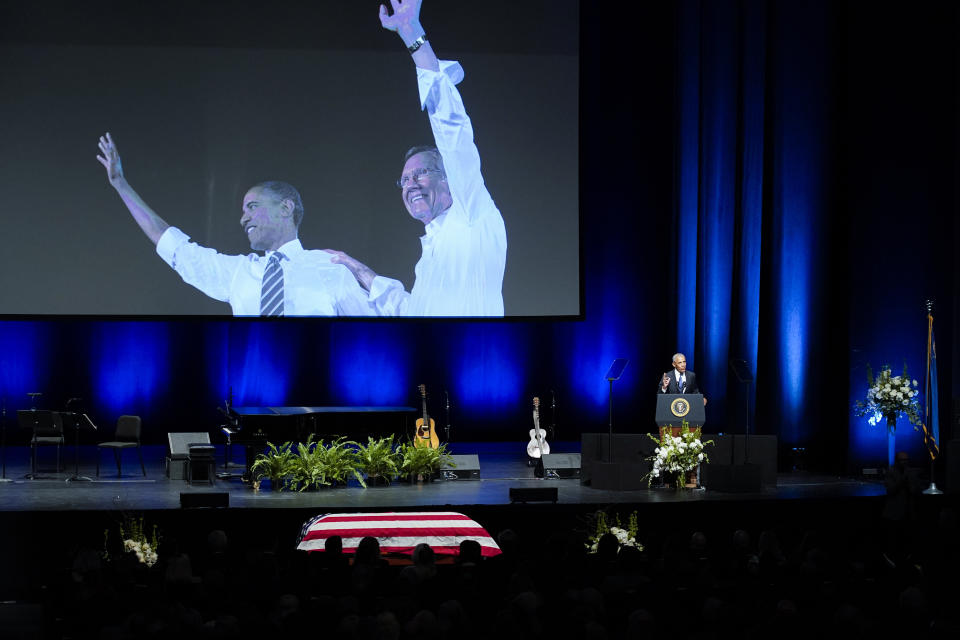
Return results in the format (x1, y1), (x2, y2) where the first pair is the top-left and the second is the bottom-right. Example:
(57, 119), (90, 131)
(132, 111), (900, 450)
(188, 444), (217, 485)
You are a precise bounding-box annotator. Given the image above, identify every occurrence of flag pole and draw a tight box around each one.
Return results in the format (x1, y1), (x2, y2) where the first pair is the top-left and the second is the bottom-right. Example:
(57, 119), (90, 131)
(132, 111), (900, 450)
(922, 299), (942, 495)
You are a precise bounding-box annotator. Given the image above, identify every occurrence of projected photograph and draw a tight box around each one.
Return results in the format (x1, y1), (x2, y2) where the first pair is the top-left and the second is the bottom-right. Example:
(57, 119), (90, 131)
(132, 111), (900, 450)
(0, 0), (579, 318)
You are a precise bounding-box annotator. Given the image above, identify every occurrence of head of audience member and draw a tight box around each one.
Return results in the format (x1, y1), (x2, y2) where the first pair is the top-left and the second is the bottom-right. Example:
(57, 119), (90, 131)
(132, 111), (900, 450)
(240, 181), (304, 251)
(325, 535), (343, 555)
(596, 532), (620, 561)
(398, 146), (452, 225)
(893, 450), (909, 471)
(497, 529), (520, 556)
(354, 536), (381, 566)
(412, 543), (436, 569)
(458, 539), (482, 565)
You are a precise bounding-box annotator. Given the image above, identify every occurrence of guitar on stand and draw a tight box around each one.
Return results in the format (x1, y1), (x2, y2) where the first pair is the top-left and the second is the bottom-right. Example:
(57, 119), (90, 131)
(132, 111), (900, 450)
(414, 384), (440, 449)
(527, 397), (550, 476)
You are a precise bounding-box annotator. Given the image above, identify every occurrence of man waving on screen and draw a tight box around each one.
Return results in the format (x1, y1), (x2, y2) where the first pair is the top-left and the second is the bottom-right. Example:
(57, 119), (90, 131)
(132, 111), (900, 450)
(96, 133), (376, 316)
(327, 0), (508, 317)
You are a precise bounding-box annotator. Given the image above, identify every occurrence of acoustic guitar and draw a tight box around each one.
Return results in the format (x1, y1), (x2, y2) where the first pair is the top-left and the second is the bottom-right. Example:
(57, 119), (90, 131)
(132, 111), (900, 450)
(413, 384), (440, 449)
(526, 396), (550, 458)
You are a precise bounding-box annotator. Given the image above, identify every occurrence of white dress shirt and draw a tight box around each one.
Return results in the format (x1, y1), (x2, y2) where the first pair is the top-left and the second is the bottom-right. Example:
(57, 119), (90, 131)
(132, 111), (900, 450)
(368, 60), (507, 317)
(156, 227), (377, 316)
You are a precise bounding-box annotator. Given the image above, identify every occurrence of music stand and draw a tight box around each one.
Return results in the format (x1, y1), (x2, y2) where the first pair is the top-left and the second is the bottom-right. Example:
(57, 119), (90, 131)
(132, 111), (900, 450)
(604, 359), (629, 462)
(64, 411), (98, 483)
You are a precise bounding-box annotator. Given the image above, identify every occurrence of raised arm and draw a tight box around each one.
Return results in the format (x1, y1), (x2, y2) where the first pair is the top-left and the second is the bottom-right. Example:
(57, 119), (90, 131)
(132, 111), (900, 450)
(96, 132), (170, 245)
(379, 0), (439, 72)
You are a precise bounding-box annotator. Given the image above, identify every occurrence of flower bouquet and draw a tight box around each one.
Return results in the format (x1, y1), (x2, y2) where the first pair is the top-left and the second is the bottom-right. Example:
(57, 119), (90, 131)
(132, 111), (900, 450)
(853, 363), (921, 432)
(104, 514), (159, 567)
(585, 510), (642, 554)
(645, 421), (713, 488)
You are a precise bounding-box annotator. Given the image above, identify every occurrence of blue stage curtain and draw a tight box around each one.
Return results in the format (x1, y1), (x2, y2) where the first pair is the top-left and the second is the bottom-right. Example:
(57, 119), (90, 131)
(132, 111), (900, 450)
(674, 0), (830, 440)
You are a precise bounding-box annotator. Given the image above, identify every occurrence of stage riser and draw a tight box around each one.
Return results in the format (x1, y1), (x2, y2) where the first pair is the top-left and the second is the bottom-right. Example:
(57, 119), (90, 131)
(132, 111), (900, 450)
(580, 434), (777, 486)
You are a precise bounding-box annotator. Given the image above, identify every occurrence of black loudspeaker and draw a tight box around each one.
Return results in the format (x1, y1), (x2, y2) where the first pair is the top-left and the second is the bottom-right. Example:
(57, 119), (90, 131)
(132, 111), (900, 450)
(580, 434), (656, 483)
(947, 440), (960, 493)
(590, 462), (647, 490)
(540, 453), (581, 479)
(509, 487), (558, 503)
(180, 492), (229, 508)
(440, 454), (480, 480)
(702, 435), (778, 486)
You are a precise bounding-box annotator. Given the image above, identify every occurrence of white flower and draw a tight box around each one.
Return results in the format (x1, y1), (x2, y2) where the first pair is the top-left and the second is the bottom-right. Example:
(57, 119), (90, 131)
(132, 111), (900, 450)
(698, 453), (704, 461)
(902, 399), (909, 405)
(912, 379), (918, 386)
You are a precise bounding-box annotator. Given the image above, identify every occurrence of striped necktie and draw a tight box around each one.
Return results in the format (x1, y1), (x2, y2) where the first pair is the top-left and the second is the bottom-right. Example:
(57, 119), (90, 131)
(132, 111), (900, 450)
(260, 252), (285, 316)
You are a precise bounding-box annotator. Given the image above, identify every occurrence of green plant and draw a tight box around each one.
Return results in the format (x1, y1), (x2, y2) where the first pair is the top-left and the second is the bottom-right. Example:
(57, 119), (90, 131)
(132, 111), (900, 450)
(314, 437), (365, 488)
(355, 436), (402, 485)
(288, 435), (331, 491)
(249, 441), (296, 491)
(399, 441), (453, 481)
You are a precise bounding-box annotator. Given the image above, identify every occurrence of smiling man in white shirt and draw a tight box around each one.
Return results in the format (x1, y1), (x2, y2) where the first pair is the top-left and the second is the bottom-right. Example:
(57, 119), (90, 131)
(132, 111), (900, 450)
(96, 133), (376, 316)
(326, 0), (508, 317)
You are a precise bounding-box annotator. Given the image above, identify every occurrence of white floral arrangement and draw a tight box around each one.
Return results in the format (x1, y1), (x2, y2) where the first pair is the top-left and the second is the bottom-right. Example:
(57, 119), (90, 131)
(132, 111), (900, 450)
(105, 515), (160, 567)
(123, 537), (159, 567)
(854, 364), (921, 429)
(586, 510), (642, 553)
(646, 421), (713, 487)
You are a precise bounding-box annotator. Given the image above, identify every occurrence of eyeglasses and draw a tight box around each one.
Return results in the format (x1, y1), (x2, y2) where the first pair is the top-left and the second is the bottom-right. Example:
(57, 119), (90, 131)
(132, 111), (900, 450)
(396, 168), (443, 189)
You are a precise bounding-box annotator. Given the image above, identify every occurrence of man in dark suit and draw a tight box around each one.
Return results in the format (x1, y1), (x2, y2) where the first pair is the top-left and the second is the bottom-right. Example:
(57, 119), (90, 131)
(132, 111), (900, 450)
(659, 353), (707, 405)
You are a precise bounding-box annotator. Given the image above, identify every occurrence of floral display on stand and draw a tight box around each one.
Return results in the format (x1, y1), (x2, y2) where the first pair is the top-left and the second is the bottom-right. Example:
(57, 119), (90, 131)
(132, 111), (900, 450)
(853, 363), (922, 466)
(104, 514), (159, 567)
(585, 510), (642, 554)
(853, 363), (921, 429)
(645, 420), (713, 488)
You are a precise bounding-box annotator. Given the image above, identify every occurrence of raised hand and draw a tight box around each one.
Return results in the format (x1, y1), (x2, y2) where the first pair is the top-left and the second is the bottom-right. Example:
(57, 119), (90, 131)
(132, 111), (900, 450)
(96, 132), (125, 188)
(379, 0), (424, 42)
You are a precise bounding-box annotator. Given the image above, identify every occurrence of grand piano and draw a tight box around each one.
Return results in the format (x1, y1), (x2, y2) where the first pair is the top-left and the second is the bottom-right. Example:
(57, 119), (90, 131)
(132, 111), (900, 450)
(226, 405), (417, 479)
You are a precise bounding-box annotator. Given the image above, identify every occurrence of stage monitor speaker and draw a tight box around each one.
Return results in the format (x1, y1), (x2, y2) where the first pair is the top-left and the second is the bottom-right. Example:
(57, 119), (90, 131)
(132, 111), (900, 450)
(441, 454), (480, 480)
(540, 453), (581, 479)
(180, 492), (229, 508)
(168, 432), (211, 457)
(509, 487), (558, 503)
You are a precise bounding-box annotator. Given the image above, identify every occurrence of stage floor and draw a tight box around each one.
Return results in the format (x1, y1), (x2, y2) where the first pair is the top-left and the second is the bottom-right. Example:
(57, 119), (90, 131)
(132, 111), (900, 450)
(0, 443), (886, 513)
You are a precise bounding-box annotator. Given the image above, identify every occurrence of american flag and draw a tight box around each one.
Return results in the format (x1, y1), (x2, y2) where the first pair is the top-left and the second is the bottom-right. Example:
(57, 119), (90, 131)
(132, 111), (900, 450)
(297, 511), (502, 557)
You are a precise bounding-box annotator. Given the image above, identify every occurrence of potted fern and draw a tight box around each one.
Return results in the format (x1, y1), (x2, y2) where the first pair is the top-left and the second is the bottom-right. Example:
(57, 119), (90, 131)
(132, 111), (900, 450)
(356, 436), (402, 486)
(314, 437), (365, 488)
(288, 435), (330, 492)
(249, 441), (296, 491)
(399, 441), (453, 483)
